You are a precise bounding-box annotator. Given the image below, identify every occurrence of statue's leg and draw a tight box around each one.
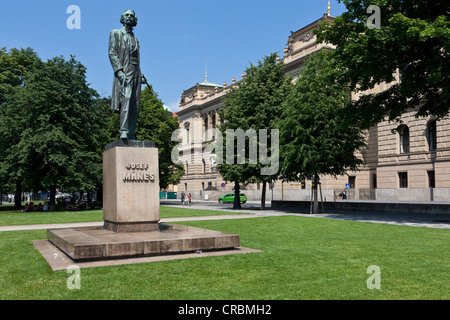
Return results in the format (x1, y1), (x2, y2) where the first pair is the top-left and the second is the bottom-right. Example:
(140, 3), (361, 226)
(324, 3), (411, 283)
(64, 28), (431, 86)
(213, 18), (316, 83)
(119, 85), (132, 139)
(127, 66), (141, 140)
(127, 83), (138, 140)
(121, 64), (140, 140)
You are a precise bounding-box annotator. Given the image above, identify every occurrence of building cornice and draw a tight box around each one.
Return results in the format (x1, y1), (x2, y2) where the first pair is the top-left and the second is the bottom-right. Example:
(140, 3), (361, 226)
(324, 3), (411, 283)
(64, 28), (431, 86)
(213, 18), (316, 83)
(289, 14), (334, 38)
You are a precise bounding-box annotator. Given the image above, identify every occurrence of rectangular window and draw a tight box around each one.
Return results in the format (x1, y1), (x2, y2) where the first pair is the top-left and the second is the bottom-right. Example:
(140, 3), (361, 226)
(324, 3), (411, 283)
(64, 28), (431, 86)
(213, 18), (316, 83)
(428, 171), (435, 188)
(428, 121), (437, 151)
(398, 172), (408, 188)
(348, 176), (356, 189)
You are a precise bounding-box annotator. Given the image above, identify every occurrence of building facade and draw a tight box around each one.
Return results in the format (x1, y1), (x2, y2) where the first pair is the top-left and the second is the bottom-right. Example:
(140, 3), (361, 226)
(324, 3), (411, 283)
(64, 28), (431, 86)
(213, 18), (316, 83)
(174, 13), (450, 203)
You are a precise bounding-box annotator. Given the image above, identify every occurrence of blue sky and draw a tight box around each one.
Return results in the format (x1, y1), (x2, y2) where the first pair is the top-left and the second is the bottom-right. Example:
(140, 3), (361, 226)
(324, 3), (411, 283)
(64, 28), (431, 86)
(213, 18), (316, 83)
(1, 0), (346, 112)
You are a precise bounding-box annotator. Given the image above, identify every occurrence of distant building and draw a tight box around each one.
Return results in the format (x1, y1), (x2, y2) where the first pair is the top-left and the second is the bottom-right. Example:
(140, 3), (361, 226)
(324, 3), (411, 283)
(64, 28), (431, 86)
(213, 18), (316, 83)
(174, 13), (450, 202)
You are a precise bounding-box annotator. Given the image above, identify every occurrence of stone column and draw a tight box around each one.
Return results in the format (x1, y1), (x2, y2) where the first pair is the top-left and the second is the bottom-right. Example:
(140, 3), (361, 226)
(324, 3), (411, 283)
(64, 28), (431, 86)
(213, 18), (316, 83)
(103, 140), (160, 232)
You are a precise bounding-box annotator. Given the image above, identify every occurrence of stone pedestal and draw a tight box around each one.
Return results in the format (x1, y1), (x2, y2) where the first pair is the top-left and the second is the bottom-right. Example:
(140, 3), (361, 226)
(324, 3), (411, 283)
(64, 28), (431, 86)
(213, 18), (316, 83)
(47, 224), (240, 262)
(42, 139), (241, 264)
(103, 141), (160, 232)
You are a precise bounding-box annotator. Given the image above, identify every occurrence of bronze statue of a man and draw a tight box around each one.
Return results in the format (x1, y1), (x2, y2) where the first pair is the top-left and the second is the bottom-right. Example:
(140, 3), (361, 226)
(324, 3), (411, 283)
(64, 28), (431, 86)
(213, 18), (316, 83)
(109, 9), (146, 140)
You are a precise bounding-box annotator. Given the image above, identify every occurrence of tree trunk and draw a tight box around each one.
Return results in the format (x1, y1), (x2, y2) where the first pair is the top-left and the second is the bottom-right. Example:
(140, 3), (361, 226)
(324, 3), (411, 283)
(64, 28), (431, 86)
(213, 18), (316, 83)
(96, 185), (103, 205)
(261, 181), (267, 210)
(49, 186), (57, 211)
(313, 173), (319, 214)
(14, 180), (22, 209)
(233, 180), (241, 209)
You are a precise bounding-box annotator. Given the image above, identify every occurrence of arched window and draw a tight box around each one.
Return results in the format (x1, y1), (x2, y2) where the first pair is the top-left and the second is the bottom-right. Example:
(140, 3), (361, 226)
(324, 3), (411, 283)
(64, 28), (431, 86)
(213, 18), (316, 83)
(399, 125), (410, 154)
(428, 120), (437, 151)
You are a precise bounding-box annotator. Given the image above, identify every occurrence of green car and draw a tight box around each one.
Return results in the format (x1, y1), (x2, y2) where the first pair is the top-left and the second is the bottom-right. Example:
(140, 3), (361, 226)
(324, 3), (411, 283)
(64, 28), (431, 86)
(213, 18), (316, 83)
(218, 193), (247, 204)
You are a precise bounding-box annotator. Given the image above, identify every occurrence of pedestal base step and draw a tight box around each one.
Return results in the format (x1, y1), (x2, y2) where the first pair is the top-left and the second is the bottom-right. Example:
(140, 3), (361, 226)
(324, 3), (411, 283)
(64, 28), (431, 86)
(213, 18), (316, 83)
(103, 220), (160, 233)
(47, 224), (240, 262)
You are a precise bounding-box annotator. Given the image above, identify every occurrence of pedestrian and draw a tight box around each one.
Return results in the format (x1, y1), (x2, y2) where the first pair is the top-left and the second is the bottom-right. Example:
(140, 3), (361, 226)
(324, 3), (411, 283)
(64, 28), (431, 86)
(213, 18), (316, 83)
(181, 191), (185, 206)
(22, 202), (34, 212)
(188, 193), (192, 206)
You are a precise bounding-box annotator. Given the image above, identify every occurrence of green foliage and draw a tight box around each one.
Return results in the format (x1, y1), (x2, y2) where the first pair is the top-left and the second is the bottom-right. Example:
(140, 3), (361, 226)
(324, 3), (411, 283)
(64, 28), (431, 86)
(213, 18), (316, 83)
(101, 97), (119, 144)
(0, 54), (106, 202)
(0, 48), (42, 205)
(136, 86), (184, 189)
(315, 0), (450, 128)
(0, 47), (40, 104)
(279, 49), (366, 182)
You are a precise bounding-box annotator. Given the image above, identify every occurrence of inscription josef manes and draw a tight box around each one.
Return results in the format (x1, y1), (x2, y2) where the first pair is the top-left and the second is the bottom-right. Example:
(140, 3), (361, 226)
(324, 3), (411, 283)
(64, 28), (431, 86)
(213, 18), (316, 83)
(122, 163), (155, 183)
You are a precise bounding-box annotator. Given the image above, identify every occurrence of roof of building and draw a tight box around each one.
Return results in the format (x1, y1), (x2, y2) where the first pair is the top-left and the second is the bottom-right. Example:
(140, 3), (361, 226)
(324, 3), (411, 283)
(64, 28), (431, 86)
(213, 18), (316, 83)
(198, 81), (223, 88)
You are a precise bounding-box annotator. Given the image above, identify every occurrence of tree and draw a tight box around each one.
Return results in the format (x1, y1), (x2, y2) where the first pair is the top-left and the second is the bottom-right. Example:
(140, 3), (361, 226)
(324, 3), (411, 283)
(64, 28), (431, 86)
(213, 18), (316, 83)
(0, 47), (40, 104)
(279, 49), (366, 213)
(0, 54), (106, 208)
(106, 85), (185, 190)
(0, 47), (41, 208)
(217, 53), (292, 209)
(315, 0), (450, 129)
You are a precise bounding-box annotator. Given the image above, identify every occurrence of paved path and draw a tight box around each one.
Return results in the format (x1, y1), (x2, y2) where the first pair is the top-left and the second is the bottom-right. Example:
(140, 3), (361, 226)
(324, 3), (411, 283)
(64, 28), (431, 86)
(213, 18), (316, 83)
(1, 201), (449, 231)
(162, 201), (450, 229)
(0, 214), (263, 232)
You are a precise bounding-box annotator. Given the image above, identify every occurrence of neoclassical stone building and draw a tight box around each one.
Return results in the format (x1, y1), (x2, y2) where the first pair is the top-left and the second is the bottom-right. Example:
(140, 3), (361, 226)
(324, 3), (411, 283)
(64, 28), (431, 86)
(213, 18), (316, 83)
(174, 12), (450, 203)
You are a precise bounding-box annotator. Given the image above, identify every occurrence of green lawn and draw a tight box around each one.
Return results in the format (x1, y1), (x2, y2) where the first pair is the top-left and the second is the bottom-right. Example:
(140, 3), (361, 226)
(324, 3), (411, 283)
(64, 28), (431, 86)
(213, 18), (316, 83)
(0, 208), (448, 300)
(0, 205), (242, 226)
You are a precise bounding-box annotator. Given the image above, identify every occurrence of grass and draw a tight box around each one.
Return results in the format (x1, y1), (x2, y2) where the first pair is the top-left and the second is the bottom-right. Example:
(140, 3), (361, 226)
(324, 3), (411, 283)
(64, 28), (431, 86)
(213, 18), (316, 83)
(0, 206), (449, 300)
(0, 205), (242, 226)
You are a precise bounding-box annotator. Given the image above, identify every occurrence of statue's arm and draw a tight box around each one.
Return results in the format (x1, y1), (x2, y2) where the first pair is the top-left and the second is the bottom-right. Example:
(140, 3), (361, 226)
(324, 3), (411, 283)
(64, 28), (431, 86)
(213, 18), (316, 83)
(108, 30), (123, 73)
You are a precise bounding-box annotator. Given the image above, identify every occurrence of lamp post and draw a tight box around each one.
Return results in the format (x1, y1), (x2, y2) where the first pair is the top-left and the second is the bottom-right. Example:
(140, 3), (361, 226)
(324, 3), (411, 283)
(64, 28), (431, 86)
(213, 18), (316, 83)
(269, 182), (275, 201)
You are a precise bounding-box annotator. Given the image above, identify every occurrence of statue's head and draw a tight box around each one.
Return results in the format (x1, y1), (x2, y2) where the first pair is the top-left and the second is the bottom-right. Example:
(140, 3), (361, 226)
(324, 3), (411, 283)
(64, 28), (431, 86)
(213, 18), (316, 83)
(120, 9), (137, 27)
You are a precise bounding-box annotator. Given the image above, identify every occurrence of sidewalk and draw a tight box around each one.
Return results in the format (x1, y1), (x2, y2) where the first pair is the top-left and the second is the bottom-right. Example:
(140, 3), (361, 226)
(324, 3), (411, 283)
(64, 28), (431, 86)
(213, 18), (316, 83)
(1, 200), (449, 231)
(0, 214), (264, 232)
(161, 199), (450, 229)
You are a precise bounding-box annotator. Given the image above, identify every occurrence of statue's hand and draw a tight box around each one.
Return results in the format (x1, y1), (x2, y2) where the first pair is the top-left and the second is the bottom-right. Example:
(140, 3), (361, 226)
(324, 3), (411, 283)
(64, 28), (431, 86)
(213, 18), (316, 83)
(141, 74), (148, 85)
(117, 70), (126, 85)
